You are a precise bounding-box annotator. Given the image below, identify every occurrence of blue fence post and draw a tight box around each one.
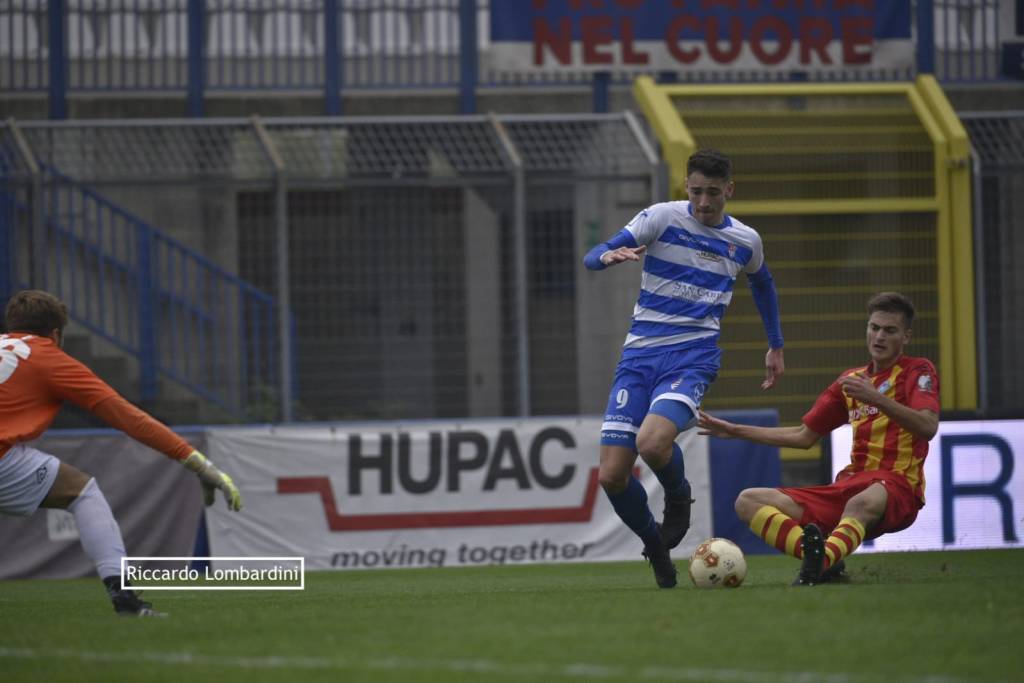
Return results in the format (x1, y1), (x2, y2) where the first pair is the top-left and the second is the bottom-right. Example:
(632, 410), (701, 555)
(916, 0), (935, 75)
(458, 0), (478, 114)
(187, 0), (205, 117)
(137, 227), (158, 403)
(48, 0), (67, 119)
(592, 72), (610, 113)
(324, 0), (341, 115)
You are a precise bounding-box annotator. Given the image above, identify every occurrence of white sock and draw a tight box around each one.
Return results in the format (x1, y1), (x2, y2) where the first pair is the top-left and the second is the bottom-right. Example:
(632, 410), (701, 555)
(67, 478), (127, 580)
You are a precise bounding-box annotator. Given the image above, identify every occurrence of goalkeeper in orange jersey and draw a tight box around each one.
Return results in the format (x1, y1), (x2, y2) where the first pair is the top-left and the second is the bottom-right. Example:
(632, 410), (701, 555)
(697, 292), (939, 585)
(0, 290), (243, 615)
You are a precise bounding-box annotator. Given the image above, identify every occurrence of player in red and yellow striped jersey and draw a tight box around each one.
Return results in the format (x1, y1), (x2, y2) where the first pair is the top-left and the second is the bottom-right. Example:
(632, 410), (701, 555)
(697, 292), (939, 586)
(0, 290), (243, 616)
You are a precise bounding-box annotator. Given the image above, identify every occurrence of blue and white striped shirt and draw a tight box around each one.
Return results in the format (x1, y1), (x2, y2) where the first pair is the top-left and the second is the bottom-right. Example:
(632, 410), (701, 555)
(613, 201), (767, 357)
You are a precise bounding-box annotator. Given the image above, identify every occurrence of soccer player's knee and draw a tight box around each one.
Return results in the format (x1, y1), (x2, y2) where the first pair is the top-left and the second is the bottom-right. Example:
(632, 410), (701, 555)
(846, 493), (885, 523)
(69, 476), (102, 508)
(734, 489), (760, 521)
(47, 464), (94, 508)
(635, 432), (670, 463)
(67, 466), (92, 493)
(598, 465), (629, 494)
(734, 492), (747, 518)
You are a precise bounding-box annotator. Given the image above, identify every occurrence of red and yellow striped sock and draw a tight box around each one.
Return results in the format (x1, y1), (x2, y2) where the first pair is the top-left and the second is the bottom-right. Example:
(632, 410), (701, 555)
(823, 517), (866, 569)
(749, 505), (804, 559)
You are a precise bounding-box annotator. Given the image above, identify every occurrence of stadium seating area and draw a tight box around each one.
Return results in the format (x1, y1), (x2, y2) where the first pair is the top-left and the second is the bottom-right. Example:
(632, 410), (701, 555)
(0, 2), (474, 59)
(0, 1), (1002, 76)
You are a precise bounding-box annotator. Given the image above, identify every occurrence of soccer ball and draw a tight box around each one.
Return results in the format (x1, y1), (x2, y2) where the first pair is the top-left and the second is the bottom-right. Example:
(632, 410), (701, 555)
(688, 538), (747, 588)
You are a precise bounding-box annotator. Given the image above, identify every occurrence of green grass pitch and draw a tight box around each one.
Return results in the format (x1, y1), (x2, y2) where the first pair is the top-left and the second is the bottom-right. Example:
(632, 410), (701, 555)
(1, 549), (1022, 683)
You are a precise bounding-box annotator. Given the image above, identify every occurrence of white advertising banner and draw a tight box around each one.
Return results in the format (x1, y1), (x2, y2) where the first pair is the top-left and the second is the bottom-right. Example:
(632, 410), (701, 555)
(205, 417), (712, 570)
(831, 420), (1024, 552)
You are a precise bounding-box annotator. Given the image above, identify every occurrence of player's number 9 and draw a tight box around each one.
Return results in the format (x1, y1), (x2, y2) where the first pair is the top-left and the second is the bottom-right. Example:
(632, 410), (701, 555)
(0, 337), (31, 384)
(615, 389), (629, 410)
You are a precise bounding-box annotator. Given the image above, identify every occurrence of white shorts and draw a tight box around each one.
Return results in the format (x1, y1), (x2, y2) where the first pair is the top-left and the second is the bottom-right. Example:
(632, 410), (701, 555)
(0, 444), (61, 517)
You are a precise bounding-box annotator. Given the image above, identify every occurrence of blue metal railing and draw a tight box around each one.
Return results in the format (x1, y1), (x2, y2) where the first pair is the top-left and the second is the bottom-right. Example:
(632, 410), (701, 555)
(0, 1), (1009, 116)
(1, 165), (286, 420)
(0, 185), (17, 306)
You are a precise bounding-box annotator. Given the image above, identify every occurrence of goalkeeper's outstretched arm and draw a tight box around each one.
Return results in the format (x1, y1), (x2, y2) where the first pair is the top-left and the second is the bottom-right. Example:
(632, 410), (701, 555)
(90, 394), (243, 510)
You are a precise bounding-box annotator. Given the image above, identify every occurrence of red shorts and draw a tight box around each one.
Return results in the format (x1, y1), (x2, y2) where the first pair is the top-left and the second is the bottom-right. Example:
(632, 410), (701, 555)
(778, 470), (921, 540)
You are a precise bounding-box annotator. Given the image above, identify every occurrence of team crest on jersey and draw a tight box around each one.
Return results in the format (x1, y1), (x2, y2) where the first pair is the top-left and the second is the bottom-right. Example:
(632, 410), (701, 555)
(878, 379), (892, 394)
(727, 243), (737, 259)
(918, 374), (934, 392)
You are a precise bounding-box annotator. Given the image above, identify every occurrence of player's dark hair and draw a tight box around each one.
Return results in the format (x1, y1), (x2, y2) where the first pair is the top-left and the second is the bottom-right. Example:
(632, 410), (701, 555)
(4, 290), (69, 336)
(867, 291), (915, 328)
(686, 149), (732, 180)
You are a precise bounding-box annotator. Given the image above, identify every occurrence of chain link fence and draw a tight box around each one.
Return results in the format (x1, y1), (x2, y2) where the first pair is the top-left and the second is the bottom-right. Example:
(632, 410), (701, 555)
(962, 111), (1024, 415)
(2, 111), (1017, 424)
(1, 113), (662, 423)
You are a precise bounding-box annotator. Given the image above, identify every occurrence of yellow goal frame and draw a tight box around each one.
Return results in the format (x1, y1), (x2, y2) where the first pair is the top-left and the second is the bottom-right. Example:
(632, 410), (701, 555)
(634, 75), (976, 411)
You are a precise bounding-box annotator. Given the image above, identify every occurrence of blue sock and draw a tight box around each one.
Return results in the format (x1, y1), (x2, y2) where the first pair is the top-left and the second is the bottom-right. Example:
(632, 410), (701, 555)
(655, 443), (691, 501)
(606, 476), (660, 548)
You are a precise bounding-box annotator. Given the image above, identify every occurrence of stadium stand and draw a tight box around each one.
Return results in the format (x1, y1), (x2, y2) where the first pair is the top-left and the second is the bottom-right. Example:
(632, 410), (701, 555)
(262, 10), (316, 57)
(0, 12), (41, 58)
(152, 11), (188, 58)
(207, 9), (258, 57)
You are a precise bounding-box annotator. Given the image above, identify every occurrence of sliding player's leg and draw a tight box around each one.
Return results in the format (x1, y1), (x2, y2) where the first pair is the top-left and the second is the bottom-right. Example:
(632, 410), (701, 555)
(765, 479), (875, 586)
(735, 486), (828, 586)
(816, 477), (912, 581)
(736, 486), (808, 560)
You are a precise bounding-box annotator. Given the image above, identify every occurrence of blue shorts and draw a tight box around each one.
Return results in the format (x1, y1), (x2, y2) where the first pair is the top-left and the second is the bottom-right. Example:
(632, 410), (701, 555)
(601, 343), (721, 448)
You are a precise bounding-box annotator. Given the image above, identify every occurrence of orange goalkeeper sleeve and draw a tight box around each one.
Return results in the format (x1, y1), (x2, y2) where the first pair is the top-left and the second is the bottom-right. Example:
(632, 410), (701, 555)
(92, 395), (194, 462)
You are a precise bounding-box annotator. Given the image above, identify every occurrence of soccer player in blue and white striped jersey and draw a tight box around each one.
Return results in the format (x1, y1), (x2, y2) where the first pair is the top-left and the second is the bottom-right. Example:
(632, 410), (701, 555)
(583, 149), (785, 588)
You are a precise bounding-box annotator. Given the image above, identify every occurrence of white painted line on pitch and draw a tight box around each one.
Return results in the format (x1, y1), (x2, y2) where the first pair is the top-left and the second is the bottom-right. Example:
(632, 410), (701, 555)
(0, 647), (996, 683)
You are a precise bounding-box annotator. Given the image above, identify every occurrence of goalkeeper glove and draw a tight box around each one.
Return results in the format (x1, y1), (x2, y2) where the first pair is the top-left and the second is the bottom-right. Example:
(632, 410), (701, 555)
(183, 450), (243, 512)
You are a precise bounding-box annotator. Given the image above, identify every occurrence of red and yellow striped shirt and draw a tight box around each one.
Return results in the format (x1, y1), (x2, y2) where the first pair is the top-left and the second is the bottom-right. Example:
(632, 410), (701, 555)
(802, 355), (940, 505)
